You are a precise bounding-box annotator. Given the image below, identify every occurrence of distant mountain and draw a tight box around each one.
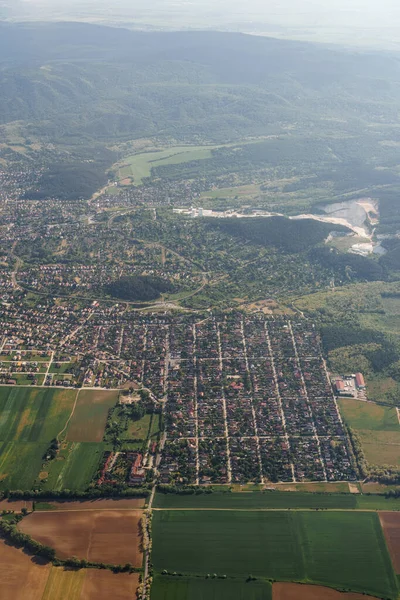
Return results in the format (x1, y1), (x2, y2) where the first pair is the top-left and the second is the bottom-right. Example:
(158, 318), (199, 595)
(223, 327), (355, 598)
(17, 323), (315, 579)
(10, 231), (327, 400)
(0, 22), (400, 145)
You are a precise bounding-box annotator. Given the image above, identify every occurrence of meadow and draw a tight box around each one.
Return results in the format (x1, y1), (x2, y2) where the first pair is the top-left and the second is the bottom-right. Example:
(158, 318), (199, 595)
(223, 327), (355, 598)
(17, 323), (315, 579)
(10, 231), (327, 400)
(152, 510), (399, 598)
(151, 575), (272, 600)
(116, 146), (215, 185)
(0, 441), (48, 490)
(338, 399), (400, 466)
(41, 442), (106, 491)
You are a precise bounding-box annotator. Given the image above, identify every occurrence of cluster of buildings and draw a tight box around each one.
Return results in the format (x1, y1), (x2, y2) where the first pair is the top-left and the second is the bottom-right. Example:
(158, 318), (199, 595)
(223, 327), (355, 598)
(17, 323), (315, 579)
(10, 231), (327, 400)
(160, 315), (356, 485)
(333, 373), (366, 399)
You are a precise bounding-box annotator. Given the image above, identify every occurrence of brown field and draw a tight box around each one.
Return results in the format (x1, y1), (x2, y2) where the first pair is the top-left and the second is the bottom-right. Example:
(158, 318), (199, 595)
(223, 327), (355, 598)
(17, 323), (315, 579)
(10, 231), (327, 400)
(273, 481), (351, 493)
(37, 498), (145, 510)
(0, 539), (50, 600)
(0, 499), (33, 511)
(66, 390), (118, 442)
(379, 512), (400, 573)
(19, 510), (143, 566)
(81, 570), (140, 600)
(273, 583), (379, 600)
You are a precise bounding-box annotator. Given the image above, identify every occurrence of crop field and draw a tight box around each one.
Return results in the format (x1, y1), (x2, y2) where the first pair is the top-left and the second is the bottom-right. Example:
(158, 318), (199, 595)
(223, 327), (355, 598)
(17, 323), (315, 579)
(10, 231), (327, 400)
(152, 511), (399, 598)
(0, 441), (48, 489)
(338, 399), (400, 466)
(41, 568), (86, 600)
(116, 146), (215, 185)
(66, 390), (118, 442)
(81, 571), (140, 600)
(154, 491), (359, 510)
(0, 539), (51, 600)
(151, 575), (272, 600)
(379, 512), (400, 573)
(272, 583), (379, 600)
(0, 387), (75, 442)
(42, 442), (106, 491)
(19, 509), (144, 566)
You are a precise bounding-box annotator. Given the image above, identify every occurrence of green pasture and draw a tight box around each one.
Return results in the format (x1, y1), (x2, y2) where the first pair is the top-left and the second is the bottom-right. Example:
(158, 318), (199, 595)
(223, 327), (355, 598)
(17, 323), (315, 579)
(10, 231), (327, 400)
(338, 399), (399, 432)
(0, 387), (75, 442)
(117, 146), (215, 185)
(42, 442), (105, 491)
(152, 510), (399, 598)
(151, 575), (272, 600)
(0, 441), (47, 490)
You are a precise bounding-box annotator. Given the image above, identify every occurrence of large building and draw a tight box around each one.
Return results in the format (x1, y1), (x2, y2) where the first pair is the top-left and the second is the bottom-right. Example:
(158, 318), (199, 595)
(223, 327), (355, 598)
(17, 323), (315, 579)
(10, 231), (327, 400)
(355, 372), (365, 389)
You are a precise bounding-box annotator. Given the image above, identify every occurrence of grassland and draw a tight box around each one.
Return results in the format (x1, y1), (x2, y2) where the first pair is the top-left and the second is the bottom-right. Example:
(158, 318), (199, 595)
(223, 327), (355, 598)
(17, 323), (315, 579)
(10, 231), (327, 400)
(116, 146), (215, 185)
(152, 511), (399, 598)
(0, 387), (75, 442)
(338, 399), (400, 466)
(0, 441), (48, 489)
(151, 575), (272, 600)
(41, 442), (105, 491)
(66, 390), (118, 442)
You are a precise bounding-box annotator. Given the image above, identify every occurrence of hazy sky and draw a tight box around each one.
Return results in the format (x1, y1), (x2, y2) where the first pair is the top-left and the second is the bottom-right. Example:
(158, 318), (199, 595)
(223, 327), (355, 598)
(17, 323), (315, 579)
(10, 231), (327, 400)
(4, 0), (400, 48)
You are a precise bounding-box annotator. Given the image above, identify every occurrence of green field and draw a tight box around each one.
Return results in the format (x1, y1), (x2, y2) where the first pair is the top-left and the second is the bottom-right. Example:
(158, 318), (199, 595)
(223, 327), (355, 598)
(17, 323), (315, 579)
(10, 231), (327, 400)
(117, 146), (215, 185)
(0, 441), (48, 489)
(66, 389), (118, 442)
(339, 398), (400, 466)
(0, 387), (75, 442)
(42, 442), (105, 491)
(152, 511), (398, 598)
(154, 491), (400, 511)
(151, 575), (272, 600)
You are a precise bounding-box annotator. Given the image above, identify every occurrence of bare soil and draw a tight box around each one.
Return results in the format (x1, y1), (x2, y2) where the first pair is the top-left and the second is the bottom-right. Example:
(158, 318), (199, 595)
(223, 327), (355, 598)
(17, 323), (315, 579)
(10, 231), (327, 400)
(80, 570), (140, 600)
(0, 499), (33, 511)
(379, 511), (400, 573)
(19, 510), (143, 567)
(0, 539), (50, 600)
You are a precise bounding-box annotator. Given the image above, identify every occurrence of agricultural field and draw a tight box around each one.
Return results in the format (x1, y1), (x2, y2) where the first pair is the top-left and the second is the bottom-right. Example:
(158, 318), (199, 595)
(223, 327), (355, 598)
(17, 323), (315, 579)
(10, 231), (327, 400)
(151, 575), (272, 600)
(34, 498), (145, 511)
(0, 387), (75, 442)
(272, 583), (379, 600)
(338, 399), (400, 466)
(18, 509), (144, 567)
(115, 146), (215, 185)
(41, 568), (86, 600)
(0, 539), (51, 600)
(40, 442), (106, 491)
(152, 510), (399, 598)
(66, 390), (118, 442)
(0, 441), (48, 490)
(154, 490), (400, 511)
(379, 512), (400, 573)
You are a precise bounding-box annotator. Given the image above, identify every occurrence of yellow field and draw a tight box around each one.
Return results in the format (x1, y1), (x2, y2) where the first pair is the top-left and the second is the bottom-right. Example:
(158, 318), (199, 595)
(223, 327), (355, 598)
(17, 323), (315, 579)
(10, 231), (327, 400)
(41, 568), (86, 600)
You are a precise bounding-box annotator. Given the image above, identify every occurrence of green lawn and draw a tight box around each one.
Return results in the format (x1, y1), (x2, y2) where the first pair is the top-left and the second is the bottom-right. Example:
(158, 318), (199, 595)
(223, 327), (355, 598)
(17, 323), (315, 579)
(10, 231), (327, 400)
(152, 510), (399, 598)
(0, 387), (75, 442)
(151, 575), (272, 600)
(0, 441), (48, 490)
(42, 442), (105, 491)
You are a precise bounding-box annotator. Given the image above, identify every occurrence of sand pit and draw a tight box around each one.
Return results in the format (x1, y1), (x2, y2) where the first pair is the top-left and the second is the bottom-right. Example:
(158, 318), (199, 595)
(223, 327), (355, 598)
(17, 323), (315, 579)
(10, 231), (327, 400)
(379, 511), (400, 573)
(273, 583), (379, 600)
(19, 509), (143, 567)
(80, 570), (140, 600)
(0, 539), (50, 600)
